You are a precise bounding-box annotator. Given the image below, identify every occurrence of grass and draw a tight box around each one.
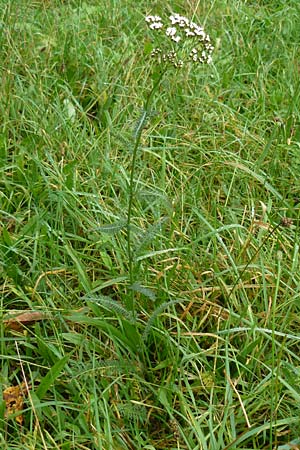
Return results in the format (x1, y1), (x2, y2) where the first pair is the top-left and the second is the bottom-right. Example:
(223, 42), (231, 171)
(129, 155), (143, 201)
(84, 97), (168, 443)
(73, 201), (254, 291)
(0, 0), (300, 448)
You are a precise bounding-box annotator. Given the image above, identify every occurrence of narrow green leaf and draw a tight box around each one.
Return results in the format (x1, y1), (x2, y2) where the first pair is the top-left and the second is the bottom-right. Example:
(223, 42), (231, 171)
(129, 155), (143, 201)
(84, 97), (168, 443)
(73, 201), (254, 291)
(65, 244), (91, 292)
(277, 439), (300, 450)
(36, 354), (70, 400)
(121, 320), (142, 353)
(66, 314), (138, 354)
(2, 228), (13, 246)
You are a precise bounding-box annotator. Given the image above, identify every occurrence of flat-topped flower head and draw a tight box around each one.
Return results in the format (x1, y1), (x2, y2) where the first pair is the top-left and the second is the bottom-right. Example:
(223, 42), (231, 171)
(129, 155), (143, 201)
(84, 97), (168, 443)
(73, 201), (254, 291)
(145, 12), (214, 68)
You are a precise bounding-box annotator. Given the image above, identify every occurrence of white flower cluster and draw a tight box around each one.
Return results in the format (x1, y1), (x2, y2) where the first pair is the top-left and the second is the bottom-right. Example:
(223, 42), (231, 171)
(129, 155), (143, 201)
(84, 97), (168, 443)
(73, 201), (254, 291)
(145, 13), (214, 67)
(150, 48), (184, 68)
(145, 15), (163, 30)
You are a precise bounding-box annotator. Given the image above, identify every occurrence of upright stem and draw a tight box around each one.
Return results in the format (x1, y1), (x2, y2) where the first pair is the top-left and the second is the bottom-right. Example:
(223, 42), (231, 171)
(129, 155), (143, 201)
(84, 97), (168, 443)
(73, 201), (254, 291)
(126, 69), (166, 312)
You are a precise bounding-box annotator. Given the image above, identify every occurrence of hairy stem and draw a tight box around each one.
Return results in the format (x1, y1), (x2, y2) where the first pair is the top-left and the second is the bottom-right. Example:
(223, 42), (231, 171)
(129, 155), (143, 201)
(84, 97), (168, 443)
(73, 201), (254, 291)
(126, 69), (166, 312)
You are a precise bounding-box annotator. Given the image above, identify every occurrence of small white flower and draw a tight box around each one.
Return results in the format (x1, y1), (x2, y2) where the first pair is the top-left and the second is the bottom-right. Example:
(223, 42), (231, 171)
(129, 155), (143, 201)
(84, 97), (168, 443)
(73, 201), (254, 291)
(145, 15), (162, 23)
(151, 47), (162, 57)
(150, 22), (163, 30)
(175, 60), (184, 68)
(169, 15), (177, 25)
(172, 35), (181, 43)
(195, 29), (206, 39)
(185, 29), (195, 37)
(169, 13), (189, 26)
(166, 27), (177, 37)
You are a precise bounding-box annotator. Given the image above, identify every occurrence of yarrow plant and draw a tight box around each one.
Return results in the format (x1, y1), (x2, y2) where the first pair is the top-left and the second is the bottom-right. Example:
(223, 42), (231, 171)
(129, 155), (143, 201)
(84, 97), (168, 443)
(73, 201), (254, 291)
(126, 13), (214, 312)
(145, 13), (214, 67)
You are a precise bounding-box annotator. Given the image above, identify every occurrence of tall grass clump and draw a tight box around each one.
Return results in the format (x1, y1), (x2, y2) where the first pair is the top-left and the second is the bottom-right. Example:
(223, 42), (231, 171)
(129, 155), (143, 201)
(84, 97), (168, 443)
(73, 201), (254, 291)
(1, 1), (300, 449)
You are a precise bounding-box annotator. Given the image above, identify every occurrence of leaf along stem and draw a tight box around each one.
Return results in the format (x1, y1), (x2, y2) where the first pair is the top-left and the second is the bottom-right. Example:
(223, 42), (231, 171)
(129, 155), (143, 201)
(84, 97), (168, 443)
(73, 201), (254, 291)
(126, 68), (166, 312)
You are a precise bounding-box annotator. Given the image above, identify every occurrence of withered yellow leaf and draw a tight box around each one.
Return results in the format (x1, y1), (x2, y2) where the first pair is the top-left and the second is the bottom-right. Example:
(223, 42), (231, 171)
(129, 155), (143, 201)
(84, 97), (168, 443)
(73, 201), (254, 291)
(3, 382), (27, 425)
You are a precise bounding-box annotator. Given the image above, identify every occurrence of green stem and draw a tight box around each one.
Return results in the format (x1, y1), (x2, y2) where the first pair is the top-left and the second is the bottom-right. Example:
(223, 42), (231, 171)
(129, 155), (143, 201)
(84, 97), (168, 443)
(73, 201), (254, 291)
(126, 69), (166, 312)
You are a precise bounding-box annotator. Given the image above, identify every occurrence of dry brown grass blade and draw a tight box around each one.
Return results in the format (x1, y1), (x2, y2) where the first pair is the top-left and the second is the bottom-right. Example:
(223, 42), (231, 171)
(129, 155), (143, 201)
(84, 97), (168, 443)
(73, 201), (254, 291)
(3, 311), (50, 331)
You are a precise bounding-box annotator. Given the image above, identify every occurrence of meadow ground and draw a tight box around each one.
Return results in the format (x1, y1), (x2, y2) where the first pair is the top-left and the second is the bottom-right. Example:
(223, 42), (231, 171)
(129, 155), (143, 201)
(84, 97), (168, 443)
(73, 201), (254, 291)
(1, 0), (300, 448)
